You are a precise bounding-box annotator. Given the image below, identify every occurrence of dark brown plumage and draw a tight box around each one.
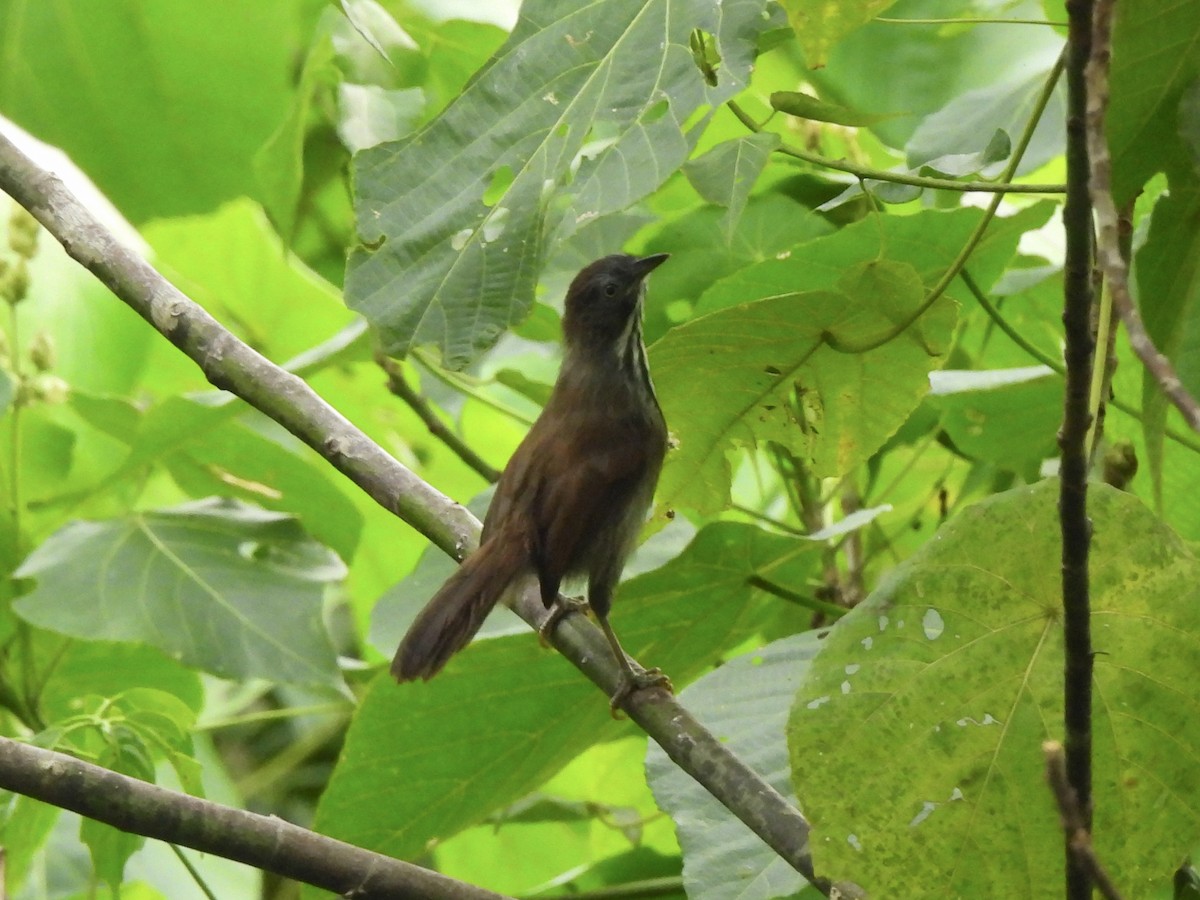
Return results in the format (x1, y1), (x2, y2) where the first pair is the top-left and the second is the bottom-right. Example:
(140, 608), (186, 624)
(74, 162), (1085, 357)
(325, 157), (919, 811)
(391, 253), (671, 706)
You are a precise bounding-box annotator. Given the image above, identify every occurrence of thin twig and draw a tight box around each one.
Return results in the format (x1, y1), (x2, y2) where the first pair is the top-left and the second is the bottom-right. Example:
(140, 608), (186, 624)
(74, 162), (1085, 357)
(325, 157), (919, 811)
(0, 132), (833, 894)
(726, 100), (1066, 195)
(1043, 742), (1127, 900)
(1061, 3), (1097, 898)
(376, 352), (501, 483)
(1084, 0), (1200, 433)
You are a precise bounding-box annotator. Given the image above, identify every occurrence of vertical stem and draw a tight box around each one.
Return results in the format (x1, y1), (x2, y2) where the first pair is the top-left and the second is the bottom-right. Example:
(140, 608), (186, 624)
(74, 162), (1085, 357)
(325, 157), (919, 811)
(1061, 1), (1096, 898)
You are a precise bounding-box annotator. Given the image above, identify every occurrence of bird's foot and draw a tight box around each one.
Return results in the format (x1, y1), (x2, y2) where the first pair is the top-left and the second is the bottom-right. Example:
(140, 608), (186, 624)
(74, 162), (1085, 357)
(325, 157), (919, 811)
(608, 665), (673, 718)
(537, 595), (590, 647)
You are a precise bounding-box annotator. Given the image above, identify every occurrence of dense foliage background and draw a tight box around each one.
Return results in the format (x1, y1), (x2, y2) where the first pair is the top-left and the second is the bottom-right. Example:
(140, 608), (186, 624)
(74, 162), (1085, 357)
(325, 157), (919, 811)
(0, 0), (1198, 898)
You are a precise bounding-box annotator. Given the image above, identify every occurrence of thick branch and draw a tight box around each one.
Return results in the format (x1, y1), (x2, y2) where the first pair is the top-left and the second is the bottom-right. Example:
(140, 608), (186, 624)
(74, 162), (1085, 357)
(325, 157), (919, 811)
(0, 134), (830, 892)
(1083, 0), (1200, 432)
(0, 737), (508, 900)
(1061, 3), (1097, 899)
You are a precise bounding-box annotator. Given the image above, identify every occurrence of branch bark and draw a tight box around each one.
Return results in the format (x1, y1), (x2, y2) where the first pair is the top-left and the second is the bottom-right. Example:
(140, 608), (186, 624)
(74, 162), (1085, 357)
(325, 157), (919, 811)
(1061, 2), (1097, 898)
(1084, 0), (1200, 434)
(0, 737), (509, 900)
(0, 133), (830, 892)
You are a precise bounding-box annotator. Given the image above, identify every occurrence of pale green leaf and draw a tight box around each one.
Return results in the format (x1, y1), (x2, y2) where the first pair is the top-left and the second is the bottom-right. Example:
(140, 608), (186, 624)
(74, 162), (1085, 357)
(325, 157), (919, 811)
(906, 65), (1065, 177)
(345, 0), (771, 367)
(647, 631), (822, 899)
(683, 133), (781, 241)
(14, 499), (345, 686)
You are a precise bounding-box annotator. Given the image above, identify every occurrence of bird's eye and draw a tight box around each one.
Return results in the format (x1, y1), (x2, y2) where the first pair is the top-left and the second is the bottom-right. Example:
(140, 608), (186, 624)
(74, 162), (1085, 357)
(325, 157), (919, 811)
(604, 282), (618, 297)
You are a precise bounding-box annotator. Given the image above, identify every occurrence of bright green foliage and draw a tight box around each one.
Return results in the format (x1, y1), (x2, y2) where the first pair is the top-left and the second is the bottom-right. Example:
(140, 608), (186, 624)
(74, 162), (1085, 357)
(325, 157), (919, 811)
(0, 0), (1198, 897)
(788, 482), (1200, 897)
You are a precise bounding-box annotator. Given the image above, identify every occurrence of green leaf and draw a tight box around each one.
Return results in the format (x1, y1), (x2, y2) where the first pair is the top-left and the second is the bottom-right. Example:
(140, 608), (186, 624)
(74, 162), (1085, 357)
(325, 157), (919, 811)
(254, 30), (340, 241)
(906, 65), (1065, 177)
(641, 194), (835, 343)
(0, 1), (320, 222)
(143, 199), (353, 363)
(344, 0), (772, 367)
(322, 522), (817, 861)
(14, 499), (345, 686)
(770, 90), (886, 126)
(0, 792), (61, 893)
(787, 481), (1200, 896)
(931, 367), (1061, 476)
(652, 259), (954, 515)
(683, 133), (781, 241)
(38, 642), (204, 726)
(1109, 0), (1200, 203)
(779, 0), (898, 68)
(118, 396), (363, 561)
(803, 6), (1065, 150)
(647, 631), (822, 899)
(1136, 180), (1200, 508)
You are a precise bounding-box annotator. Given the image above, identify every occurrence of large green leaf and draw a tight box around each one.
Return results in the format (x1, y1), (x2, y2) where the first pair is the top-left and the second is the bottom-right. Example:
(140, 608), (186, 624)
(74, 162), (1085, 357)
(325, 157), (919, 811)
(646, 631), (824, 900)
(344, 0), (773, 367)
(648, 204), (1053, 514)
(653, 259), (954, 515)
(802, 0), (1064, 150)
(906, 64), (1065, 177)
(0, 1), (321, 222)
(779, 0), (898, 68)
(1108, 0), (1200, 204)
(316, 522), (818, 864)
(103, 396), (363, 562)
(14, 500), (345, 686)
(787, 481), (1200, 896)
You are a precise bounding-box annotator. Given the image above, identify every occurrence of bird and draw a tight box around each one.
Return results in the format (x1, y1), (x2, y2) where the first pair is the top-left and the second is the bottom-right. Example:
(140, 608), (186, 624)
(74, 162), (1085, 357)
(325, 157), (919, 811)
(391, 253), (672, 709)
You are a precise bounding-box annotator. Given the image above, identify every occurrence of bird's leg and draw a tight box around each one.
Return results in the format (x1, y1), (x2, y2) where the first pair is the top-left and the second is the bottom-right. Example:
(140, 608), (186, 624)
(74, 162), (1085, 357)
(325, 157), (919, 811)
(596, 615), (672, 716)
(537, 594), (590, 647)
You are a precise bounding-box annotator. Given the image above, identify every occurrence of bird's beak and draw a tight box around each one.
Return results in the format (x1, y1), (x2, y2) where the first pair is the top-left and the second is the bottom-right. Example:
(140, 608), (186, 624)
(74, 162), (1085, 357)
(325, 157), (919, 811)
(633, 253), (670, 278)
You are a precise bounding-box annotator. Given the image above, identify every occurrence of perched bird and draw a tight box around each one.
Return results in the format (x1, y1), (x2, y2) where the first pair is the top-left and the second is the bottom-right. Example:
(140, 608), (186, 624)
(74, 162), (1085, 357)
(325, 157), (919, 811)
(392, 253), (672, 707)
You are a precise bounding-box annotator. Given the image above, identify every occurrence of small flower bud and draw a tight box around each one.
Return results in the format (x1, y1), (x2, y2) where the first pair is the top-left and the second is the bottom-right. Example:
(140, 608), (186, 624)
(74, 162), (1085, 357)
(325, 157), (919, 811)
(28, 330), (55, 372)
(31, 373), (69, 405)
(8, 206), (39, 260)
(2, 259), (30, 306)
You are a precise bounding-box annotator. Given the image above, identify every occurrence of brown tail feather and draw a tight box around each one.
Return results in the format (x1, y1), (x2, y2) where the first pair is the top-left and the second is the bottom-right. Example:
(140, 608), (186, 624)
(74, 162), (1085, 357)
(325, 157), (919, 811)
(391, 540), (525, 682)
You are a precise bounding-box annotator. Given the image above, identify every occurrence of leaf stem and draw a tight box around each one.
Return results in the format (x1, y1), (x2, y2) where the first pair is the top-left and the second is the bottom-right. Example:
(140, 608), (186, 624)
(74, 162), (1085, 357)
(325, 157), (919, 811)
(726, 101), (1065, 195)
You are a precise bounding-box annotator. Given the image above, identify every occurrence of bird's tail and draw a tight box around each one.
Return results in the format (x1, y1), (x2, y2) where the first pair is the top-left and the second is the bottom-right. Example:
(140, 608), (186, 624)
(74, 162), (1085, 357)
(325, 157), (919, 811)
(391, 540), (525, 682)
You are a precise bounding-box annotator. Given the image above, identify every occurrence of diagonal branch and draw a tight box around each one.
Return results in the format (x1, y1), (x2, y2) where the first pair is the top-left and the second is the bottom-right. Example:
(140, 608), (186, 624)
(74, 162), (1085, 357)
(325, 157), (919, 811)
(0, 133), (835, 893)
(0, 736), (509, 900)
(1084, 0), (1200, 434)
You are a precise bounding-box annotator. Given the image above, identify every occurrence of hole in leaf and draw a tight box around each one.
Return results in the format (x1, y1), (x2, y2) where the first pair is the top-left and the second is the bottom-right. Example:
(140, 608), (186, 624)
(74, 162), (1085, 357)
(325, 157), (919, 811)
(483, 165), (513, 207)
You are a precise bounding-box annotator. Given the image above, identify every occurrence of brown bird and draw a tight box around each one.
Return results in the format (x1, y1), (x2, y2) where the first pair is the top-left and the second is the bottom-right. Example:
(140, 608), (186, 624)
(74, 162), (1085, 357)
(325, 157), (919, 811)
(391, 253), (672, 708)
